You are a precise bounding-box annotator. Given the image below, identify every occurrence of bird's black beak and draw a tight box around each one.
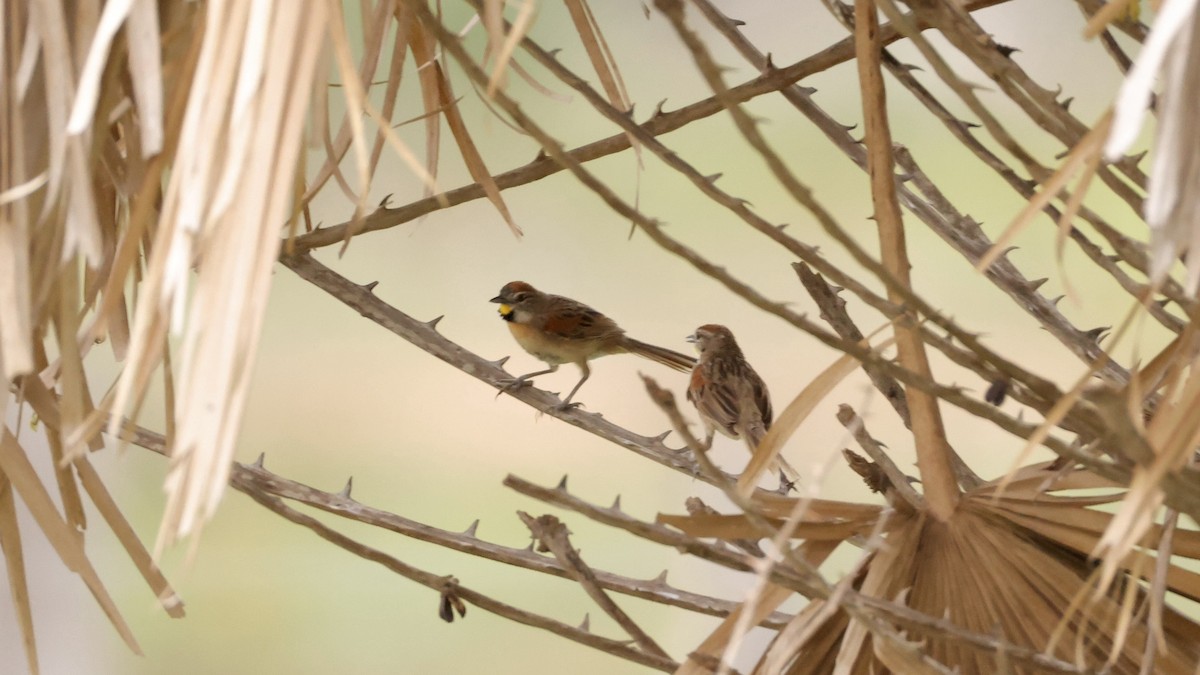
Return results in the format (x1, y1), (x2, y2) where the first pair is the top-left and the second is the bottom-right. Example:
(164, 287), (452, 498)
(490, 295), (505, 303)
(685, 334), (699, 344)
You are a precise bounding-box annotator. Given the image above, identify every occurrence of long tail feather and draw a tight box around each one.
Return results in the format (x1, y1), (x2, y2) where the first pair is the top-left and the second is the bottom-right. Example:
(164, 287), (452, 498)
(623, 338), (695, 372)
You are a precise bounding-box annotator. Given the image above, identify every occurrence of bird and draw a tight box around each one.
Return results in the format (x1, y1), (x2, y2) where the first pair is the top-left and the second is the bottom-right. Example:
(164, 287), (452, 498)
(686, 323), (798, 485)
(491, 281), (695, 408)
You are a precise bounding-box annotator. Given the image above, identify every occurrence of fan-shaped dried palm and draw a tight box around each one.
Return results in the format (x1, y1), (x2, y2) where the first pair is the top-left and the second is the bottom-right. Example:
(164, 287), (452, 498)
(657, 463), (1200, 674)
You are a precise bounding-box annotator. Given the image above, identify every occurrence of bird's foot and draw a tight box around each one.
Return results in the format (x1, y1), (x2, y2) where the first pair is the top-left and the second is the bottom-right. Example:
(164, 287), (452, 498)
(496, 375), (536, 398)
(554, 400), (584, 412)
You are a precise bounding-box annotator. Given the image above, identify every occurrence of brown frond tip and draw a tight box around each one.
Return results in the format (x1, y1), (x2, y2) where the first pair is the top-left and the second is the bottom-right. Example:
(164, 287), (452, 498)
(438, 592), (467, 623)
(438, 579), (467, 623)
(842, 448), (891, 493)
(984, 378), (1009, 406)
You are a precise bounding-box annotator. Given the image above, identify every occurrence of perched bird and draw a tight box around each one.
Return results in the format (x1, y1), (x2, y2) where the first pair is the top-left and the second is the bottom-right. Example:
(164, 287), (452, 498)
(491, 281), (695, 408)
(686, 324), (773, 448)
(687, 324), (798, 484)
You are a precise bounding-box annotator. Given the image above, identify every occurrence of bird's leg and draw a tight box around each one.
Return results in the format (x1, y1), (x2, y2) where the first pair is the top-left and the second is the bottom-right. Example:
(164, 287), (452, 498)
(700, 429), (716, 451)
(498, 364), (558, 397)
(557, 362), (591, 411)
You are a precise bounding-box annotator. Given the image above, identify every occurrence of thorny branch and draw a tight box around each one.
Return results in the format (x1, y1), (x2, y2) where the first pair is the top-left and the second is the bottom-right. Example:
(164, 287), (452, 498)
(233, 478), (681, 673)
(518, 512), (672, 660)
(120, 420), (1090, 673)
(11, 0), (1200, 671)
(292, 0), (1008, 252)
(504, 475), (1089, 674)
(404, 2), (1086, 454)
(391, 0), (1200, 521)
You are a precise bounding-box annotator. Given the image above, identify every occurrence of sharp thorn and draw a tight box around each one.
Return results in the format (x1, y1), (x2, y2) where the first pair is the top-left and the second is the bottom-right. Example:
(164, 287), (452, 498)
(253, 453), (265, 468)
(650, 569), (669, 585)
(556, 475), (569, 491)
(705, 172), (723, 183)
(901, 63), (923, 73)
(534, 149), (548, 161)
(463, 519), (480, 537)
(578, 613), (591, 632)
(1000, 246), (1019, 257)
(1048, 295), (1065, 307)
(651, 430), (671, 443)
(653, 98), (668, 117)
(763, 53), (776, 71)
(777, 223), (789, 231)
(426, 315), (445, 330)
(378, 193), (393, 208)
(1060, 96), (1074, 111)
(1028, 277), (1049, 291)
(490, 355), (511, 368)
(1083, 326), (1111, 342)
(362, 280), (380, 293)
(339, 477), (354, 499)
(610, 495), (623, 511)
(800, 86), (816, 96)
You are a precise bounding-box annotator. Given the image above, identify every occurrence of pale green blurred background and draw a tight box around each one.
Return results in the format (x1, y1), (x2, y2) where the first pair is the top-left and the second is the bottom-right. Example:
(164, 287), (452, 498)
(1, 1), (1166, 673)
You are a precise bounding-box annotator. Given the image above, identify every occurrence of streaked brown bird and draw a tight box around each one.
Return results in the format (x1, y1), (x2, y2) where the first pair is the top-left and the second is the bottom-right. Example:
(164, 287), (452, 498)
(687, 324), (799, 483)
(491, 281), (695, 408)
(686, 324), (773, 448)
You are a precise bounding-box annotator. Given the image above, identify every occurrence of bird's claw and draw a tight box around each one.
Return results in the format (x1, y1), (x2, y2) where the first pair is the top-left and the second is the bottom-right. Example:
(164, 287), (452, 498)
(495, 376), (535, 398)
(554, 401), (584, 412)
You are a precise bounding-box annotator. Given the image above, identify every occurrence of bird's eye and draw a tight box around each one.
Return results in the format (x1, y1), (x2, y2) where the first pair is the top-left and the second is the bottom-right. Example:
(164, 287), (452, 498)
(513, 292), (528, 302)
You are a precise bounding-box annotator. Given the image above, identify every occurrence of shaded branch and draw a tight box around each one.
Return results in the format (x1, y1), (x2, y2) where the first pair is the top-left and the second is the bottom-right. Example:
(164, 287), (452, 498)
(232, 474), (680, 672)
(518, 512), (672, 660)
(505, 475), (1089, 674)
(122, 424), (1091, 673)
(129, 425), (796, 628)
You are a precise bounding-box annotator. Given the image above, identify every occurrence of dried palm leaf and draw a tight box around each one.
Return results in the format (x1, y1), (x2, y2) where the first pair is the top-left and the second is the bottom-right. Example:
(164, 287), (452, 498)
(1106, 0), (1200, 293)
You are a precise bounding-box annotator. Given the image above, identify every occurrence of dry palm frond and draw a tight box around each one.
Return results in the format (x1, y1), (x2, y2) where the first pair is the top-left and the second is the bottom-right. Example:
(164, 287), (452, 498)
(727, 475), (1200, 674)
(1108, 0), (1200, 293)
(4, 0), (533, 671)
